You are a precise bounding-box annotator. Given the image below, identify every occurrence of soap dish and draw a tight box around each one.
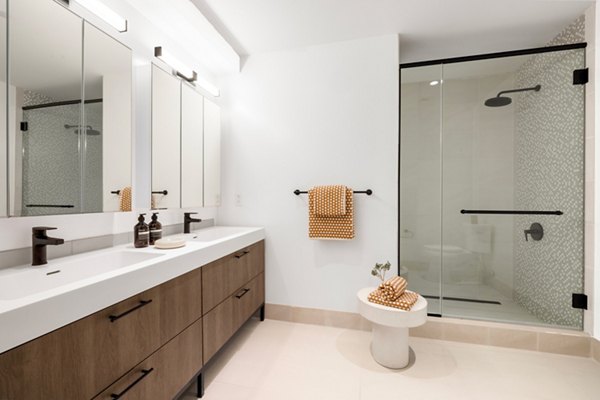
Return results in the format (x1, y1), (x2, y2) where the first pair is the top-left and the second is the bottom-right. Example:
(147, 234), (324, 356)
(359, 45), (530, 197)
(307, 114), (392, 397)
(154, 237), (186, 249)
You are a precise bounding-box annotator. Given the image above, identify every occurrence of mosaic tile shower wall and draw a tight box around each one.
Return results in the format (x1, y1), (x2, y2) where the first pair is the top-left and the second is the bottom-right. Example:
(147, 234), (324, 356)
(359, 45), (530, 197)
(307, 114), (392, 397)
(21, 92), (103, 216)
(513, 16), (585, 328)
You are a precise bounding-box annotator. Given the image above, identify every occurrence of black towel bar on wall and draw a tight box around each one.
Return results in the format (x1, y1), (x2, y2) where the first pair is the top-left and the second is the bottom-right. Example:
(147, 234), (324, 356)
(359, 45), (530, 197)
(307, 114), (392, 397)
(294, 189), (373, 195)
(460, 209), (563, 216)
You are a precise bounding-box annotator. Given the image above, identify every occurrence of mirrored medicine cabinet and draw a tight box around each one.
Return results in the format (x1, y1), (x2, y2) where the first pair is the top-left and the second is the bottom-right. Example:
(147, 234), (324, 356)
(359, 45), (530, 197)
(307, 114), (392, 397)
(151, 64), (221, 210)
(2, 0), (132, 217)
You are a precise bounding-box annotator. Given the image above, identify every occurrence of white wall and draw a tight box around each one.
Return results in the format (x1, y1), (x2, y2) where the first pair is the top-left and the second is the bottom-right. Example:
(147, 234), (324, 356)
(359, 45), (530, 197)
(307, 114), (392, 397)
(218, 35), (399, 313)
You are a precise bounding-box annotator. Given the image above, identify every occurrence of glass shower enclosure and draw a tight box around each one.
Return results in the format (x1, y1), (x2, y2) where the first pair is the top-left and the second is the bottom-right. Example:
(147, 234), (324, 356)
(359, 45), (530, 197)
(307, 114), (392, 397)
(399, 44), (586, 329)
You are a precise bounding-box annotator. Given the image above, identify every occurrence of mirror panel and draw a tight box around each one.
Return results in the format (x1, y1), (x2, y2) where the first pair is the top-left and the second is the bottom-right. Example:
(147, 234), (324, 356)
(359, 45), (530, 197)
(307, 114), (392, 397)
(9, 0), (83, 216)
(83, 22), (132, 212)
(151, 64), (181, 209)
(181, 83), (204, 208)
(203, 98), (221, 207)
(0, 0), (6, 217)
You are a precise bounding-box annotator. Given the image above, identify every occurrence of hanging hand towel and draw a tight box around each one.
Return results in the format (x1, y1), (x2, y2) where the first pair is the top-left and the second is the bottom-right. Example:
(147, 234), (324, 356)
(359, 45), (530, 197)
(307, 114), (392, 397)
(308, 186), (354, 240)
(313, 185), (347, 216)
(119, 186), (132, 212)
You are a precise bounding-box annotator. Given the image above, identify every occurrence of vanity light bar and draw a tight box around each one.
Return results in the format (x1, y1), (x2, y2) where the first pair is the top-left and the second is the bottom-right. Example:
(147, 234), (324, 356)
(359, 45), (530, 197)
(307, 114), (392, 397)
(76, 0), (128, 33)
(154, 47), (220, 97)
(155, 46), (197, 83)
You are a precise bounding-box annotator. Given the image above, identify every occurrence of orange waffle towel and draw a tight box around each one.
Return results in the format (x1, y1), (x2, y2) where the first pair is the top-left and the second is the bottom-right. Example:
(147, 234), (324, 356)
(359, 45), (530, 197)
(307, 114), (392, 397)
(308, 186), (354, 240)
(119, 186), (132, 212)
(312, 185), (347, 216)
(368, 289), (419, 311)
(379, 276), (407, 301)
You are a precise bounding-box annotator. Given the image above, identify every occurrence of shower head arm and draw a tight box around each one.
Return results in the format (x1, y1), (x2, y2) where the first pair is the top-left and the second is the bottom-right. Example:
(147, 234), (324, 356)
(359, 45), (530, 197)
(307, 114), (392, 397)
(496, 85), (541, 97)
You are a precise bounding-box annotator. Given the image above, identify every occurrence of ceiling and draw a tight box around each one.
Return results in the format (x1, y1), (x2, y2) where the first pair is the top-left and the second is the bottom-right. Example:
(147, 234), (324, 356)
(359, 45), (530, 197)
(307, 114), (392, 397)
(191, 0), (594, 63)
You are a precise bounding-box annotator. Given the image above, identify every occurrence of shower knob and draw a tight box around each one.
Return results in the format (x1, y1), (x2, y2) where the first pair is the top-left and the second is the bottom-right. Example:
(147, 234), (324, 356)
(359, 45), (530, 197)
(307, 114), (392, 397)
(524, 223), (543, 242)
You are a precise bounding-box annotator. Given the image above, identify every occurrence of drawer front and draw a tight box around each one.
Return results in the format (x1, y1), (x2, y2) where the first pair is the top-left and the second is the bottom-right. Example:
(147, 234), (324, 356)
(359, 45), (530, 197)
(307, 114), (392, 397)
(203, 296), (234, 364)
(202, 257), (230, 314)
(93, 318), (203, 400)
(232, 273), (265, 331)
(159, 267), (202, 343)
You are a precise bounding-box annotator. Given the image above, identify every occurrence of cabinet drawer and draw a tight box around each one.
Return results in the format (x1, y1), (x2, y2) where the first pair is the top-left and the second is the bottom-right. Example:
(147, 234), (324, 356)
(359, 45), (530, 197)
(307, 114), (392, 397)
(202, 240), (265, 314)
(93, 318), (203, 400)
(203, 296), (234, 363)
(0, 268), (202, 400)
(232, 273), (265, 331)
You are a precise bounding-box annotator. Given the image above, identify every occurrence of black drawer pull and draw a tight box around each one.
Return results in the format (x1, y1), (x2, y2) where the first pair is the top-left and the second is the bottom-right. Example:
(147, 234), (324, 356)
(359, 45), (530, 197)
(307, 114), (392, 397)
(110, 368), (154, 399)
(235, 251), (250, 259)
(235, 288), (250, 299)
(109, 300), (153, 322)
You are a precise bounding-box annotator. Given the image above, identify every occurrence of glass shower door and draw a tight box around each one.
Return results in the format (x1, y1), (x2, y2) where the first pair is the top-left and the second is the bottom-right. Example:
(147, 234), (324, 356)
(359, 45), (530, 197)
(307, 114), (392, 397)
(440, 49), (585, 328)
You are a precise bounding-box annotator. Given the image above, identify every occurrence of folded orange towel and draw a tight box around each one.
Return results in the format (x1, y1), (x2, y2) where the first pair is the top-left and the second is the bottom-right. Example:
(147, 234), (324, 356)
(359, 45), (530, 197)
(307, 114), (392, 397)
(308, 187), (354, 240)
(312, 185), (347, 216)
(378, 276), (407, 301)
(368, 289), (419, 311)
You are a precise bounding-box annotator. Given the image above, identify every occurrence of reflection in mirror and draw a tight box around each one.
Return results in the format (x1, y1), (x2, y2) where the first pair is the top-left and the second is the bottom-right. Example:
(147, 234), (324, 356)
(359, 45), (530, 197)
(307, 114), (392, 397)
(84, 22), (132, 213)
(9, 0), (83, 216)
(0, 0), (6, 218)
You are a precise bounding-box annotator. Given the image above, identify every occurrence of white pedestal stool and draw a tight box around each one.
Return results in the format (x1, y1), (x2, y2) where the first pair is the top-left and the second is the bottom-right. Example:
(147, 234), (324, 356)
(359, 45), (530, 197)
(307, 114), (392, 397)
(357, 287), (428, 369)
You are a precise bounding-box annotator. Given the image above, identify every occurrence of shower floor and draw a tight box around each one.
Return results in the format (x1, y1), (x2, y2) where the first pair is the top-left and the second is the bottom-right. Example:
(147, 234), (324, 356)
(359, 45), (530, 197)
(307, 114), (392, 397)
(408, 268), (546, 326)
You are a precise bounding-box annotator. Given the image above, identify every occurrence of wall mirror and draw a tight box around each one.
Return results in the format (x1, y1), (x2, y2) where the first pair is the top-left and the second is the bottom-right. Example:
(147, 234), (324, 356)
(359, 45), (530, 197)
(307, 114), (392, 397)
(0, 0), (7, 218)
(8, 0), (132, 217)
(151, 64), (221, 210)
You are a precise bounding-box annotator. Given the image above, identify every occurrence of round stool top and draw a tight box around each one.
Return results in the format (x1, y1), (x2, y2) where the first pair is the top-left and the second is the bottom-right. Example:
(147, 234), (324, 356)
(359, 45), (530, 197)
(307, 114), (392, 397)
(357, 287), (428, 328)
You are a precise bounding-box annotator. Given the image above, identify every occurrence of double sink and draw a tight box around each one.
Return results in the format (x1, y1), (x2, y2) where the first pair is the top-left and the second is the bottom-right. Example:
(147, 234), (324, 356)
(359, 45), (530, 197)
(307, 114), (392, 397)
(0, 225), (265, 353)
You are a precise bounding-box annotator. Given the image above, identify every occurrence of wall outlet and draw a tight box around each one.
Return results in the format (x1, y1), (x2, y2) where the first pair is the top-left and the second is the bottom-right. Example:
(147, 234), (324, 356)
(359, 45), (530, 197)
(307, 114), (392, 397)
(234, 194), (242, 207)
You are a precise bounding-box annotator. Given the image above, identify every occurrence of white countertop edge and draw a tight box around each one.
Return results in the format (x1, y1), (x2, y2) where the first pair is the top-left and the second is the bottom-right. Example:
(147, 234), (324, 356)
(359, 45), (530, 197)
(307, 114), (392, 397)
(0, 226), (265, 354)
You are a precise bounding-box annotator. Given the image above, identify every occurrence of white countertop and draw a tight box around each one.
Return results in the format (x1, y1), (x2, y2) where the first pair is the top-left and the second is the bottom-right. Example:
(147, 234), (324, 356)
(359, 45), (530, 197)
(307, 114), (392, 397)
(0, 226), (265, 354)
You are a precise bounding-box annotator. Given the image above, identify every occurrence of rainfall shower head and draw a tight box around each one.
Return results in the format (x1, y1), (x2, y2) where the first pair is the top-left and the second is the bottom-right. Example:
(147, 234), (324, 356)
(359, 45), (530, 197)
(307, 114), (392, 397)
(484, 84), (541, 107)
(64, 124), (101, 136)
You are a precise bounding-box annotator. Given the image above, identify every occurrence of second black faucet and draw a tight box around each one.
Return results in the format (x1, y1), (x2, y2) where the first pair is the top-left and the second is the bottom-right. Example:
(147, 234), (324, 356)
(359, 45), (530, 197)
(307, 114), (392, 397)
(184, 212), (202, 234)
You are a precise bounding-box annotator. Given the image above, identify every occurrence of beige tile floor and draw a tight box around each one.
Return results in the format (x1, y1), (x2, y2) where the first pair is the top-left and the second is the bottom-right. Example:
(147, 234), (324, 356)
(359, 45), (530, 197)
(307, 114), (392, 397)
(178, 319), (600, 400)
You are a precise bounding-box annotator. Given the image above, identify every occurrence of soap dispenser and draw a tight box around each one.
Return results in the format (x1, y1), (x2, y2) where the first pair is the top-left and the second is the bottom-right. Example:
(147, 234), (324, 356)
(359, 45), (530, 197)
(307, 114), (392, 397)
(149, 212), (163, 245)
(134, 213), (149, 248)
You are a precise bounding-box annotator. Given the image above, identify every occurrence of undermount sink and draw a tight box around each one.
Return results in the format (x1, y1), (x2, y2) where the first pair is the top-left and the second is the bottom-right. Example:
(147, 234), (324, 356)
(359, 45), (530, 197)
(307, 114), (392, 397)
(188, 226), (253, 242)
(0, 250), (161, 301)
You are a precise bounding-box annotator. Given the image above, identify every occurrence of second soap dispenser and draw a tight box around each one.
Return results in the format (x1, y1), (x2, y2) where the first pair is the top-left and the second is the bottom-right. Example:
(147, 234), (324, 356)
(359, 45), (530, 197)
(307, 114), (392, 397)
(149, 212), (163, 245)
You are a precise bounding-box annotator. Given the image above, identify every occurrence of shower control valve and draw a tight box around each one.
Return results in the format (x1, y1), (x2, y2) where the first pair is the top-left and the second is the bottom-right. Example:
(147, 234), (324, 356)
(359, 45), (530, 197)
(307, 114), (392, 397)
(524, 223), (544, 242)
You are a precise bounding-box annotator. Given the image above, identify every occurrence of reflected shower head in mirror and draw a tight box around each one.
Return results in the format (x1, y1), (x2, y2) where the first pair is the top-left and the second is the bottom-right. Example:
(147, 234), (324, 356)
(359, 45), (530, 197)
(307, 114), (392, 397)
(64, 124), (101, 135)
(484, 84), (541, 107)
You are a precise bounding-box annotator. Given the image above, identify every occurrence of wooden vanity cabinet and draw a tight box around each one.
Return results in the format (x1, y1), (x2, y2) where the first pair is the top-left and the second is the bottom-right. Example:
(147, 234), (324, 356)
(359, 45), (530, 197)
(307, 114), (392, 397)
(0, 267), (202, 400)
(0, 240), (265, 400)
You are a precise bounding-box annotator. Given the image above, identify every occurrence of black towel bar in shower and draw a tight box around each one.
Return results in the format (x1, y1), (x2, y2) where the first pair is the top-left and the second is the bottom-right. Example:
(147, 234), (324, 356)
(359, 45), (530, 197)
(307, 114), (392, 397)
(294, 189), (373, 195)
(460, 209), (563, 216)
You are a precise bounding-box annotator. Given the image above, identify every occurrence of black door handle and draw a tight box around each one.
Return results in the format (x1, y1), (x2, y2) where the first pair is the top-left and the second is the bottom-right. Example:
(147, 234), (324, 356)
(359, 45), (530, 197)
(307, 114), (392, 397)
(110, 368), (154, 399)
(234, 251), (250, 259)
(109, 300), (153, 322)
(235, 288), (251, 299)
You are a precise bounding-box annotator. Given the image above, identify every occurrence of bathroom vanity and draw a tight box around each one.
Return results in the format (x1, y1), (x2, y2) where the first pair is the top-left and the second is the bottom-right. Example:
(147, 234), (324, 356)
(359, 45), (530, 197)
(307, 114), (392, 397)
(0, 228), (264, 399)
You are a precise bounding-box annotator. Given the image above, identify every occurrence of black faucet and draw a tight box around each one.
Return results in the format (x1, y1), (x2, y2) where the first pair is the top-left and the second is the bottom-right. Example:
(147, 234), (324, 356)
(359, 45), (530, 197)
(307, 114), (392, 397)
(32, 227), (65, 266)
(184, 213), (202, 234)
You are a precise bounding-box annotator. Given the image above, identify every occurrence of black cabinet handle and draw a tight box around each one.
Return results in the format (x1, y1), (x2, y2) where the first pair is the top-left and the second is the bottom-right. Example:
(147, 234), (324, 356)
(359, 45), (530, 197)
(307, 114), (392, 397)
(109, 300), (153, 322)
(235, 288), (250, 299)
(234, 251), (250, 259)
(152, 190), (168, 195)
(110, 368), (154, 399)
(111, 190), (121, 195)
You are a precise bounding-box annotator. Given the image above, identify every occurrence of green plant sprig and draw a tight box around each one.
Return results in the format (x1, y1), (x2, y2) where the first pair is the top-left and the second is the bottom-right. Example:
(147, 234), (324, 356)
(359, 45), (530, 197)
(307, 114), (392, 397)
(371, 261), (391, 283)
